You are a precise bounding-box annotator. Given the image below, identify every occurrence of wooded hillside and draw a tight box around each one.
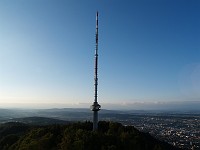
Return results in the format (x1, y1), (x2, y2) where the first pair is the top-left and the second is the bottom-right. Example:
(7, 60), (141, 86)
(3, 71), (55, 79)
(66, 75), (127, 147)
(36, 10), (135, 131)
(0, 121), (180, 150)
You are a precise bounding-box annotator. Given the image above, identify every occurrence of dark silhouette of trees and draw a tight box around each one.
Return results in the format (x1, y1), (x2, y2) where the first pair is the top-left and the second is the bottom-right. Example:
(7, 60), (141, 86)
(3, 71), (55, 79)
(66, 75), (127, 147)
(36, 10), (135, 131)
(0, 121), (180, 150)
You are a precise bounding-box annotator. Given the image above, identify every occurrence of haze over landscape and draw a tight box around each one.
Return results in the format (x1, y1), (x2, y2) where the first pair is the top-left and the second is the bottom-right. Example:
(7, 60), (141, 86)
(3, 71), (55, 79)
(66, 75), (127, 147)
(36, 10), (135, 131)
(0, 0), (200, 110)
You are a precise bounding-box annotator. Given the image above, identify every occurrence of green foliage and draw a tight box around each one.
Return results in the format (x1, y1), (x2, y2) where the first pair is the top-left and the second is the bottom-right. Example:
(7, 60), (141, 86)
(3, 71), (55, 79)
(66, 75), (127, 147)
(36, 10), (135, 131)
(0, 134), (19, 150)
(0, 121), (180, 150)
(0, 122), (30, 150)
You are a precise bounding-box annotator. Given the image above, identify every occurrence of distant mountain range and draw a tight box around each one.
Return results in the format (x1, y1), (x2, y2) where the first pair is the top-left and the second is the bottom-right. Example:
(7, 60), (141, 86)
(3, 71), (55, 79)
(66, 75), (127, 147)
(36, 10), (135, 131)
(1, 101), (200, 110)
(0, 108), (200, 125)
(0, 108), (199, 124)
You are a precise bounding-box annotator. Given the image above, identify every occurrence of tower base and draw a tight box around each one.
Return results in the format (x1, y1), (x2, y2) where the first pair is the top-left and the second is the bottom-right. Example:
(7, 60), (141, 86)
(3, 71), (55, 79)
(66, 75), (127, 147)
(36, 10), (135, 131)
(90, 102), (101, 131)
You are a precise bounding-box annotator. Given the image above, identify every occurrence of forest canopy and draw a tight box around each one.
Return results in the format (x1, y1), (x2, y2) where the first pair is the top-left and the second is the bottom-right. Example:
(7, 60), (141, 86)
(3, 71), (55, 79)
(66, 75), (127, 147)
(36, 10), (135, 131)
(0, 121), (180, 150)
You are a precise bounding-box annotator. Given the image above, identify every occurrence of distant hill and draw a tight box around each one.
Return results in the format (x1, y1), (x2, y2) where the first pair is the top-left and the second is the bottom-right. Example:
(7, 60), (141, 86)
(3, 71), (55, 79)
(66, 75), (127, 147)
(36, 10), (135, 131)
(9, 117), (69, 125)
(0, 121), (181, 150)
(0, 108), (199, 124)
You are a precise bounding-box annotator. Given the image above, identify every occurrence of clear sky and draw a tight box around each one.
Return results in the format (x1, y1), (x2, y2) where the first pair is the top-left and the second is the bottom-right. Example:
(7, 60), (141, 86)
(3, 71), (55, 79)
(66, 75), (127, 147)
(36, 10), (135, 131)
(0, 0), (200, 109)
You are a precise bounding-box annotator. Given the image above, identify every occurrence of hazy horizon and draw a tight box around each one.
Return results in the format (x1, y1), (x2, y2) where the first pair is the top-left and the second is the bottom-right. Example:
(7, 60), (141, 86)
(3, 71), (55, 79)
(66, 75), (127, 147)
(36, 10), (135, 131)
(0, 101), (199, 111)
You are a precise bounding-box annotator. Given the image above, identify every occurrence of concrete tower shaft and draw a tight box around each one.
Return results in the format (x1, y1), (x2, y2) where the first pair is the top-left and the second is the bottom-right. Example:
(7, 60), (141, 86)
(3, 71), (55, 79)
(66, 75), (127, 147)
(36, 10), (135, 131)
(90, 11), (101, 131)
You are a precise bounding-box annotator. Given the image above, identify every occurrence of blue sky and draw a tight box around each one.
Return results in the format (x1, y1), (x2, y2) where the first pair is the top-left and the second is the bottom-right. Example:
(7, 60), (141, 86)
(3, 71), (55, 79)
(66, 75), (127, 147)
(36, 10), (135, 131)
(0, 0), (200, 109)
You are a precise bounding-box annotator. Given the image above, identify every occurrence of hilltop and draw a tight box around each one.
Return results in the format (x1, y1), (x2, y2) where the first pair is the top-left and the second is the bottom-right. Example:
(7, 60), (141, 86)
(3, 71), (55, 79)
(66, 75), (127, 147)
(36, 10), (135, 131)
(0, 120), (180, 150)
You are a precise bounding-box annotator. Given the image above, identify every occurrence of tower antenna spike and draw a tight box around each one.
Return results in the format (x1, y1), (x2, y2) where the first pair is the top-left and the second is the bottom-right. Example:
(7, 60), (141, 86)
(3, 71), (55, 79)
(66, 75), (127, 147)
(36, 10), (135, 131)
(90, 11), (101, 131)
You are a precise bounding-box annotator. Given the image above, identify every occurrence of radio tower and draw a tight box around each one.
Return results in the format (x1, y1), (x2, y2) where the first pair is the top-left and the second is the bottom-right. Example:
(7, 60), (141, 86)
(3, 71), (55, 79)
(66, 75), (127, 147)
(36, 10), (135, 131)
(90, 11), (101, 131)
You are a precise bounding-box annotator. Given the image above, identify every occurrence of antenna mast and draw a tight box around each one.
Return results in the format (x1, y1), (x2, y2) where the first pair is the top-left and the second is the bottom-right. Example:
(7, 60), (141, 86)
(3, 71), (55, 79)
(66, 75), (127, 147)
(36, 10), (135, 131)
(91, 11), (101, 131)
